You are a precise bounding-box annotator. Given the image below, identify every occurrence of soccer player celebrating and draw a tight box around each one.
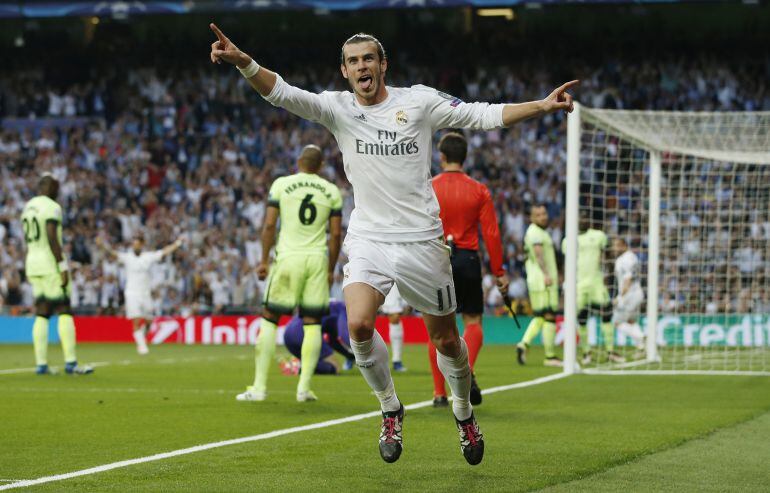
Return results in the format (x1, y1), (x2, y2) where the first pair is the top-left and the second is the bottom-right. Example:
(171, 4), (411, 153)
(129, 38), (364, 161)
(210, 24), (575, 464)
(561, 215), (623, 365)
(517, 204), (562, 367)
(380, 284), (407, 372)
(96, 234), (185, 354)
(430, 132), (508, 407)
(21, 174), (92, 375)
(237, 144), (343, 403)
(611, 237), (646, 354)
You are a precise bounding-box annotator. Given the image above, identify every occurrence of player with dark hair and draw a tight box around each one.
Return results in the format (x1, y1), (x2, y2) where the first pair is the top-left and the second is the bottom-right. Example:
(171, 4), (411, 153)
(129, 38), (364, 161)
(21, 174), (92, 375)
(210, 24), (575, 464)
(430, 132), (508, 407)
(517, 204), (562, 367)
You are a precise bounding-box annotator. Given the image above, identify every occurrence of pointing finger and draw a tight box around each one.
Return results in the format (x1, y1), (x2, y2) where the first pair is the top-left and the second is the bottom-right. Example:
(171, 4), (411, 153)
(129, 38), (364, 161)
(210, 23), (227, 42)
(559, 80), (580, 93)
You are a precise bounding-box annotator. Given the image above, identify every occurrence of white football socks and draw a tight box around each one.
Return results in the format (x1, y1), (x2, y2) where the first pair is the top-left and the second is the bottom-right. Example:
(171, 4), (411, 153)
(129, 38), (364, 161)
(436, 338), (473, 421)
(350, 330), (400, 412)
(133, 327), (149, 355)
(389, 321), (404, 363)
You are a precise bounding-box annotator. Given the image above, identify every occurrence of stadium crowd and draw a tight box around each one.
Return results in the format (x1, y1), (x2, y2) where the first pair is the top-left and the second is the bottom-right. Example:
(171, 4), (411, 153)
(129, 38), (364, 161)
(1, 54), (768, 316)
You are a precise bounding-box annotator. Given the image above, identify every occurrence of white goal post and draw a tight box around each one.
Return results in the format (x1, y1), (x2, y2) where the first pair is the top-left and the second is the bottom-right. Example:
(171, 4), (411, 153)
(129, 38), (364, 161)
(563, 103), (770, 376)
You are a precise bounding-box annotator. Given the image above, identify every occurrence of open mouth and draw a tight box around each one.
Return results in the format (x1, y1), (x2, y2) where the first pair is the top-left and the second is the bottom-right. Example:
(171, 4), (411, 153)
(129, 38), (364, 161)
(358, 74), (373, 91)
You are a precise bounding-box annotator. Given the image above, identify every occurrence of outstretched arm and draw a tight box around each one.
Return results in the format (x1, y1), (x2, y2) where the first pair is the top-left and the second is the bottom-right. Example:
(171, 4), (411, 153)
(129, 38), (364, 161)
(95, 236), (119, 261)
(209, 23), (334, 126)
(501, 80), (578, 127)
(428, 80), (578, 131)
(161, 237), (185, 258)
(209, 23), (277, 96)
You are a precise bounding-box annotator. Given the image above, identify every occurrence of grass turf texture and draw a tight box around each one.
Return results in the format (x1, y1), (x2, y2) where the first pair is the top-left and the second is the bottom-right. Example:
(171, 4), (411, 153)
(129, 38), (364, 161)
(1, 343), (769, 492)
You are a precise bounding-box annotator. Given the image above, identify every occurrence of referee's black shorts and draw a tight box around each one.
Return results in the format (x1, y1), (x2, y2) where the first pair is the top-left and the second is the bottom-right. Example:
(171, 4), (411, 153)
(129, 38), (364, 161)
(450, 248), (484, 314)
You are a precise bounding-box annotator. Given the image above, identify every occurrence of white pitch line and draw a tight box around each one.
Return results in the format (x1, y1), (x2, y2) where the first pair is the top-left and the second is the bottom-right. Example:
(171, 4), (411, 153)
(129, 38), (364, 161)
(0, 361), (111, 375)
(582, 369), (770, 376)
(0, 372), (568, 490)
(0, 354), (248, 376)
(0, 368), (41, 375)
(6, 387), (241, 395)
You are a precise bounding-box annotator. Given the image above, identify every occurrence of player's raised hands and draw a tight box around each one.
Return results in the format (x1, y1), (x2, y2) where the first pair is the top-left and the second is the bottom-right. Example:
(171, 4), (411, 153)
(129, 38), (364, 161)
(209, 23), (250, 68)
(541, 80), (579, 115)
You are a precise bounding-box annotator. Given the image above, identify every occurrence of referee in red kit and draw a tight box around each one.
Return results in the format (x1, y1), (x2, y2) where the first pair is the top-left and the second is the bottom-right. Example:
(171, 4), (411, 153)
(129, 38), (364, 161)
(429, 132), (509, 407)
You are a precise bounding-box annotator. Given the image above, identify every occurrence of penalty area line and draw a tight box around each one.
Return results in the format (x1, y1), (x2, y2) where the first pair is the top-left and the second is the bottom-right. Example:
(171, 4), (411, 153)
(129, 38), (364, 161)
(0, 372), (568, 490)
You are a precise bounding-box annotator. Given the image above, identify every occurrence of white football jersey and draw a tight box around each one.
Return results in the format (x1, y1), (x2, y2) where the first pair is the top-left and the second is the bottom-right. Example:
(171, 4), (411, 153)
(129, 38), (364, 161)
(117, 250), (164, 295)
(615, 250), (641, 293)
(264, 76), (505, 242)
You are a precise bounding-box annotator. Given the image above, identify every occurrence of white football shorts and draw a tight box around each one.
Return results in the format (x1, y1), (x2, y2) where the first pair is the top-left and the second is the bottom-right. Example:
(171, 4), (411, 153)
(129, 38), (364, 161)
(342, 234), (456, 316)
(125, 292), (155, 320)
(612, 286), (644, 324)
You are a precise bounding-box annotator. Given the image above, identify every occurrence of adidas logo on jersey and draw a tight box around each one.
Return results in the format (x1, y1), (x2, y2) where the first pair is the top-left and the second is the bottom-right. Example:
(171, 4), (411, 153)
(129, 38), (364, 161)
(353, 113), (367, 122)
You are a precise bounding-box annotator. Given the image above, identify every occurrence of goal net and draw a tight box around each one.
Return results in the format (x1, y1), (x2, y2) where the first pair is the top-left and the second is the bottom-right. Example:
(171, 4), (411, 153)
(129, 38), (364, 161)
(563, 104), (770, 375)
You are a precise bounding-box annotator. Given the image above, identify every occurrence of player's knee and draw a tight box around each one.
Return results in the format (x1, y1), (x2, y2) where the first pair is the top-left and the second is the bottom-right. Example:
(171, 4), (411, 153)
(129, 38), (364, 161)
(387, 313), (400, 324)
(430, 331), (461, 356)
(543, 311), (557, 323)
(347, 315), (375, 341)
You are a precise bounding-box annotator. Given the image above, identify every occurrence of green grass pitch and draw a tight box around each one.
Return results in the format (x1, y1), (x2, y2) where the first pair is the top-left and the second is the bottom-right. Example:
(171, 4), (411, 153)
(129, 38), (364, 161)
(1, 343), (769, 492)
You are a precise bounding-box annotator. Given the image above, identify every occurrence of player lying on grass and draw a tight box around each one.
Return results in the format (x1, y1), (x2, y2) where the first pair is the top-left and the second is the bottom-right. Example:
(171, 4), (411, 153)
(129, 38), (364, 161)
(281, 300), (356, 375)
(21, 174), (92, 375)
(96, 234), (185, 355)
(237, 144), (343, 403)
(210, 23), (575, 465)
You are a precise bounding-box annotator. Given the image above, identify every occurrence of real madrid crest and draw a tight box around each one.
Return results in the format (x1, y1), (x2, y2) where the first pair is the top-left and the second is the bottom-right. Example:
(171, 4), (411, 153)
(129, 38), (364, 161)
(395, 110), (408, 125)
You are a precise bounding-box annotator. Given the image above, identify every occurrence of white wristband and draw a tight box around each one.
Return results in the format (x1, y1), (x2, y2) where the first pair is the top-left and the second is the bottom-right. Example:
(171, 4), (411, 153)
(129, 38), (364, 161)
(58, 260), (69, 272)
(238, 60), (260, 79)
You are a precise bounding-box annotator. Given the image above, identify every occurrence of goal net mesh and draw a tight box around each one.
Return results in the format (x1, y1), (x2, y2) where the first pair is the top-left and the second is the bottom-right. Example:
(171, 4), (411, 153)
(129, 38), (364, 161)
(572, 107), (770, 374)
